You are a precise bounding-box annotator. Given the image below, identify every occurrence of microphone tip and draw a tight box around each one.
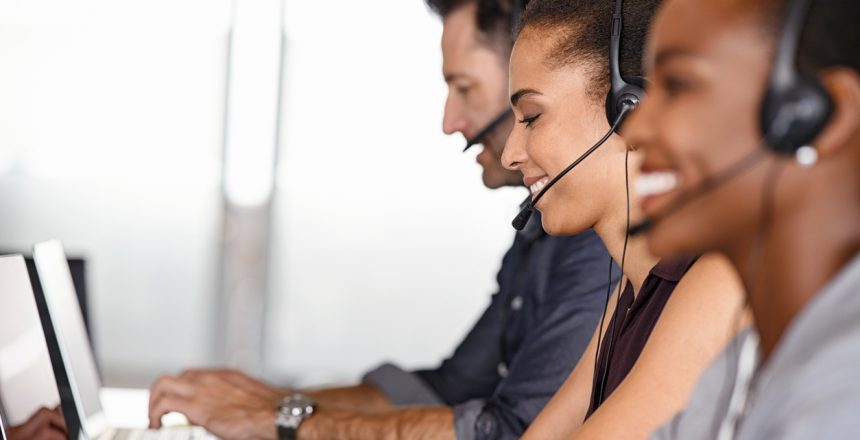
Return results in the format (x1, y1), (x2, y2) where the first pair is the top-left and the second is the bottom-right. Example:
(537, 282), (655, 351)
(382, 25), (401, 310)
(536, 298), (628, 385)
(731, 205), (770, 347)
(512, 207), (533, 231)
(627, 218), (653, 236)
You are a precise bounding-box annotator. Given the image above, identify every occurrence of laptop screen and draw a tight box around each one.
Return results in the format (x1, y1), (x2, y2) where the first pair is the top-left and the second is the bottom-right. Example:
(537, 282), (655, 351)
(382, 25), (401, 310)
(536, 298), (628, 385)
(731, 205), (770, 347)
(0, 255), (62, 427)
(33, 241), (108, 438)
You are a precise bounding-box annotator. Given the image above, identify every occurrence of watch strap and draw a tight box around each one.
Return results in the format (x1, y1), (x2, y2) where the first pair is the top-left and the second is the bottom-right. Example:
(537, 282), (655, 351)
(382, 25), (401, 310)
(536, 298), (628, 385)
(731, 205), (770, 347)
(278, 424), (297, 440)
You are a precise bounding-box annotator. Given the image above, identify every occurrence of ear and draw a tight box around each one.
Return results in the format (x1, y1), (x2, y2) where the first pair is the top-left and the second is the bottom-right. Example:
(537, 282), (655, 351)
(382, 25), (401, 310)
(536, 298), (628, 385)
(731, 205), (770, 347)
(812, 67), (860, 160)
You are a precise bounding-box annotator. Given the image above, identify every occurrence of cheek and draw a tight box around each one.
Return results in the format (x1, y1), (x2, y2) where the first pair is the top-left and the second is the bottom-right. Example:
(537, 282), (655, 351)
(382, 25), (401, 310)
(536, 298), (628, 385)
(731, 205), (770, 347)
(643, 107), (749, 255)
(659, 94), (757, 183)
(526, 124), (577, 176)
(537, 150), (618, 235)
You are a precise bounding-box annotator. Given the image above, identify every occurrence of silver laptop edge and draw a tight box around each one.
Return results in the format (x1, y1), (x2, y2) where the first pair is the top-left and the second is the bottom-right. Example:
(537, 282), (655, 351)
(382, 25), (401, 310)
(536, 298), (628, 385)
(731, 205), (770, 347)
(33, 240), (109, 439)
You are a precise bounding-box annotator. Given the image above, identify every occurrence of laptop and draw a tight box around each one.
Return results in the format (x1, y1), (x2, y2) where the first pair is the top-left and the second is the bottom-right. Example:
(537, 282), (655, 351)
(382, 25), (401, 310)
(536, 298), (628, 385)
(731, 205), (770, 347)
(0, 254), (65, 439)
(32, 240), (206, 440)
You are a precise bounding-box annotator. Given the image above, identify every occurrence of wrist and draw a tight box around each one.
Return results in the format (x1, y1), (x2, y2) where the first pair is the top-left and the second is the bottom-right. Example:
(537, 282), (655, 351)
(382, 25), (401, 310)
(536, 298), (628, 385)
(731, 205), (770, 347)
(276, 393), (318, 440)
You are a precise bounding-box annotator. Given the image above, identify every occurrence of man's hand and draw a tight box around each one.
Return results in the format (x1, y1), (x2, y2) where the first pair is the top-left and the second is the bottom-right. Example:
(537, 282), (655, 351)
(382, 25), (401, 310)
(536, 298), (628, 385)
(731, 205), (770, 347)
(148, 370), (280, 440)
(170, 369), (288, 404)
(7, 406), (66, 440)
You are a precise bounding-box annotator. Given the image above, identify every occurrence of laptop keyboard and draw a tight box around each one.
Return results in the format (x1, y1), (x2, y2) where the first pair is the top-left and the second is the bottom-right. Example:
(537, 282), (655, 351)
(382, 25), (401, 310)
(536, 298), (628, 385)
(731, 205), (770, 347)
(110, 427), (207, 440)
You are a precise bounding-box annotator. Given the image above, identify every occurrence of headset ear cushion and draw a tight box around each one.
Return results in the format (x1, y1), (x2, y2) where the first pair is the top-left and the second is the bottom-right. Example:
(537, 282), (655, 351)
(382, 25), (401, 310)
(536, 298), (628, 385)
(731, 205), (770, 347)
(605, 76), (648, 130)
(760, 73), (834, 155)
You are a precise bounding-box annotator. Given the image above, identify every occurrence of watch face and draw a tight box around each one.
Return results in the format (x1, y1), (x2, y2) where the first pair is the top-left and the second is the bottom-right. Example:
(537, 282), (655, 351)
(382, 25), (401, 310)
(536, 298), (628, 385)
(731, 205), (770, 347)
(280, 394), (317, 417)
(277, 394), (317, 430)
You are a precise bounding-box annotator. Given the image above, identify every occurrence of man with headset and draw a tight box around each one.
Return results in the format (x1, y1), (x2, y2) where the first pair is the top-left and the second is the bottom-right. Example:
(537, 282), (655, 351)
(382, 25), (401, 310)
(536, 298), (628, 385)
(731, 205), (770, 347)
(147, 1), (614, 438)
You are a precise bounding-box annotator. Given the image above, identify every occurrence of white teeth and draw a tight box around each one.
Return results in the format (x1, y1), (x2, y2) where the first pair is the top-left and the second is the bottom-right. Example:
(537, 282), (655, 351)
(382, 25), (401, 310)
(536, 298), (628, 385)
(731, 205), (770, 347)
(529, 177), (549, 196)
(636, 171), (678, 197)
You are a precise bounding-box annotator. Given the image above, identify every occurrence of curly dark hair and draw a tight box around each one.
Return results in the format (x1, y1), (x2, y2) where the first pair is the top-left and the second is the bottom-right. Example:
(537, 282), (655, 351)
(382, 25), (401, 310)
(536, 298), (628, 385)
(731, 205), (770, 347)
(425, 0), (528, 52)
(517, 0), (660, 102)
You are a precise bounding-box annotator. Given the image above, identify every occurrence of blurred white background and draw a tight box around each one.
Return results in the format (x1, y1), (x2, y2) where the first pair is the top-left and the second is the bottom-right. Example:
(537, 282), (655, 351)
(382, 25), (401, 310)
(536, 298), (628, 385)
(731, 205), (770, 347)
(0, 0), (525, 388)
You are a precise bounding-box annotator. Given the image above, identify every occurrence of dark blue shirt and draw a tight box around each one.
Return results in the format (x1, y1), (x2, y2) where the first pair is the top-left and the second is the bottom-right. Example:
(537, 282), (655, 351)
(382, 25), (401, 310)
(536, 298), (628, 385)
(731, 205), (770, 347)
(363, 210), (617, 439)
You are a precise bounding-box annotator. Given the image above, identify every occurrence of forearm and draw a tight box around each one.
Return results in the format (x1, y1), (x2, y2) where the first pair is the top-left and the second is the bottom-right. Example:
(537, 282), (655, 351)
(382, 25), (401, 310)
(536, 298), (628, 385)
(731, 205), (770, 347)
(303, 384), (393, 413)
(298, 406), (454, 440)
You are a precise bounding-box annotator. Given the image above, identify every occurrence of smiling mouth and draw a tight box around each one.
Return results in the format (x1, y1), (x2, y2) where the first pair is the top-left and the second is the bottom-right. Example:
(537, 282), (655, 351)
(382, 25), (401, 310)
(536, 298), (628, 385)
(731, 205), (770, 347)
(636, 171), (679, 197)
(529, 177), (550, 199)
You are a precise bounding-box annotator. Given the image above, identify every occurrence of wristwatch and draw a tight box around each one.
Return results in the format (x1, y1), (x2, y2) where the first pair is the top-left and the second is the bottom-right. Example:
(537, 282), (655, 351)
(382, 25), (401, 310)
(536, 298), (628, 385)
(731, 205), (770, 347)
(276, 394), (317, 440)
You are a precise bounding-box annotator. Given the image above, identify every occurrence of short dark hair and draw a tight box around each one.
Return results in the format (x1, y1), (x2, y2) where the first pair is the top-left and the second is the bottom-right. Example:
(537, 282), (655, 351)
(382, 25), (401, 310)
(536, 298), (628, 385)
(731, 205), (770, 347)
(517, 0), (660, 101)
(754, 0), (860, 76)
(425, 0), (528, 53)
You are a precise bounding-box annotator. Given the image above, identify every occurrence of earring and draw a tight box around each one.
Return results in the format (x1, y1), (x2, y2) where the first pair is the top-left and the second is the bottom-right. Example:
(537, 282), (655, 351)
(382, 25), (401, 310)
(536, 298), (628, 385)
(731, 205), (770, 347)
(795, 145), (818, 167)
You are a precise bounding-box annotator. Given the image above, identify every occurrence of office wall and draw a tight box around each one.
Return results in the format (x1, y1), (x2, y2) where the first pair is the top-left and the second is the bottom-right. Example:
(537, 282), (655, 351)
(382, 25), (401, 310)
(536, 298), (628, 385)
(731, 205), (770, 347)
(0, 0), (230, 385)
(0, 0), (526, 388)
(263, 0), (526, 387)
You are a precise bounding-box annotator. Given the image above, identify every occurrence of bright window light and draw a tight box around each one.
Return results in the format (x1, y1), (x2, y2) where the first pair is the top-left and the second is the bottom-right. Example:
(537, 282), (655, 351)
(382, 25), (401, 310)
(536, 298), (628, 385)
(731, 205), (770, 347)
(222, 0), (283, 206)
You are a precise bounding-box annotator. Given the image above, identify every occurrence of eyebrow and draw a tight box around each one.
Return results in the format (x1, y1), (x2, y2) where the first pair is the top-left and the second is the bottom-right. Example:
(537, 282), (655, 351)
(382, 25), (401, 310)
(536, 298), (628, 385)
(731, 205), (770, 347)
(444, 72), (469, 83)
(510, 88), (542, 106)
(653, 47), (696, 68)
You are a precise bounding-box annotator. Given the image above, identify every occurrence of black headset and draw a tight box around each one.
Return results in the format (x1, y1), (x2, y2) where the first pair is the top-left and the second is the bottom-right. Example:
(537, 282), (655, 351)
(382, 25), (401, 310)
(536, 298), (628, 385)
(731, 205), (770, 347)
(511, 0), (643, 230)
(629, 0), (836, 237)
(591, 0), (639, 408)
(605, 0), (646, 131)
(759, 0), (833, 154)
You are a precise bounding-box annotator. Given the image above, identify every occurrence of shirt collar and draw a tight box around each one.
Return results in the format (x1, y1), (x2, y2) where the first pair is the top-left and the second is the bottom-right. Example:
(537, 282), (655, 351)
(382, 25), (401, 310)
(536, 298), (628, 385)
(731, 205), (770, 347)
(649, 254), (698, 282)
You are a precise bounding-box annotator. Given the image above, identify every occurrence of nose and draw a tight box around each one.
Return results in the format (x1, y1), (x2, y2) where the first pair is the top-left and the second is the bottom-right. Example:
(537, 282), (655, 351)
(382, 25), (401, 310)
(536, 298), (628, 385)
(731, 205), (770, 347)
(443, 93), (468, 135)
(502, 121), (527, 171)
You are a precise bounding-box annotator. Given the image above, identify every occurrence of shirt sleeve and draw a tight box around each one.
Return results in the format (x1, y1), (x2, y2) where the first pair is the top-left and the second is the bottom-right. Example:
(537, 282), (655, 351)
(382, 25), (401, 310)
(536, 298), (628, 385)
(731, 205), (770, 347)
(361, 363), (443, 406)
(770, 398), (860, 440)
(466, 232), (616, 440)
(757, 347), (860, 439)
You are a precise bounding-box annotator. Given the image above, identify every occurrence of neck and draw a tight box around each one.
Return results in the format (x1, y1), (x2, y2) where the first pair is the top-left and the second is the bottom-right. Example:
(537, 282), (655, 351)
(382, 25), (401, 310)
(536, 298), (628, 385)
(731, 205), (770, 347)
(594, 203), (659, 296)
(726, 168), (860, 360)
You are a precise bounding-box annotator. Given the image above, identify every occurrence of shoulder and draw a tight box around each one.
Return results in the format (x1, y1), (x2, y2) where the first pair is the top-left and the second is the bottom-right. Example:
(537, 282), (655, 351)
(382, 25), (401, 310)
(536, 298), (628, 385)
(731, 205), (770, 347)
(750, 317), (860, 435)
(649, 329), (753, 440)
(635, 254), (748, 379)
(751, 349), (860, 438)
(668, 253), (745, 315)
(533, 230), (614, 301)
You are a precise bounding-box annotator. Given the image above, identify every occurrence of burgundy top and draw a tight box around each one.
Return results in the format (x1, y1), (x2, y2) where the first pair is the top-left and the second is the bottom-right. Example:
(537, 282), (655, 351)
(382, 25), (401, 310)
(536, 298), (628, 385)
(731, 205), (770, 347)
(585, 255), (698, 419)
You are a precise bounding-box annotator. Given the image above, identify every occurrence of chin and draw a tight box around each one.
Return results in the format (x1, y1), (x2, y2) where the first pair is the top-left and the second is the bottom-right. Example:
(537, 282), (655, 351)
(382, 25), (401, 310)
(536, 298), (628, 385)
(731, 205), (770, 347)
(482, 178), (505, 190)
(645, 232), (678, 258)
(538, 203), (595, 236)
(482, 173), (517, 190)
(538, 212), (568, 236)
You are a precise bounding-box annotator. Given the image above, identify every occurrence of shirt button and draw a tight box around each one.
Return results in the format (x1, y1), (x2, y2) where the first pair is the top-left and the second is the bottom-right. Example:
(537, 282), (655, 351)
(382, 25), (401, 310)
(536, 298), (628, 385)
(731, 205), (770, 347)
(510, 295), (523, 311)
(497, 362), (509, 378)
(477, 414), (495, 435)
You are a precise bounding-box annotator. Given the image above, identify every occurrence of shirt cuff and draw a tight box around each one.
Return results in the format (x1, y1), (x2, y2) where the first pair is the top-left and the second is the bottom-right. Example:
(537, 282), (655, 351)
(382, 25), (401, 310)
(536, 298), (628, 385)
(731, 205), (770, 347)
(361, 363), (444, 406)
(453, 399), (489, 440)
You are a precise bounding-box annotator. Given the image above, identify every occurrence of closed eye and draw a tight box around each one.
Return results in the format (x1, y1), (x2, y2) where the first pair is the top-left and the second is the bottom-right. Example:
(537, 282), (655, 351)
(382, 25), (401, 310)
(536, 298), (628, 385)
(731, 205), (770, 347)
(518, 114), (541, 127)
